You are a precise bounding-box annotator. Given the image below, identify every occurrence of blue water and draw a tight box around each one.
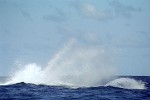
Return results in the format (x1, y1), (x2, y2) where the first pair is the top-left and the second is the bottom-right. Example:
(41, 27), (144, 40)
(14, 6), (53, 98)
(0, 76), (150, 100)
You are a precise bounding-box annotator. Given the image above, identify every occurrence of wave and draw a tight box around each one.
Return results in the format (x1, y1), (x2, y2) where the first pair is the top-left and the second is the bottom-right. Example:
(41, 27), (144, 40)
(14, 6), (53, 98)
(105, 78), (146, 90)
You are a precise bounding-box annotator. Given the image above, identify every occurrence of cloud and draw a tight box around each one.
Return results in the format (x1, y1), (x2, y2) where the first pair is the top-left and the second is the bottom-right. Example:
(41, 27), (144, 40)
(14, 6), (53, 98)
(21, 11), (32, 20)
(84, 33), (98, 42)
(76, 3), (112, 21)
(11, 3), (32, 20)
(109, 32), (150, 48)
(73, 0), (141, 21)
(110, 0), (141, 18)
(43, 7), (69, 22)
(140, 31), (150, 40)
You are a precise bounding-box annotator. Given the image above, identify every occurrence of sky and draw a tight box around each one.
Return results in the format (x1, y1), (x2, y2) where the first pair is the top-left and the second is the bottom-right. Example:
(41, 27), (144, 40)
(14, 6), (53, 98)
(0, 0), (150, 76)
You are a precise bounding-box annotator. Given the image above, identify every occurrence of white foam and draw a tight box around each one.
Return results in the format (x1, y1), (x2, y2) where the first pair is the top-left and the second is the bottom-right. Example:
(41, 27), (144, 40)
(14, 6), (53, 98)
(5, 63), (43, 85)
(106, 78), (146, 89)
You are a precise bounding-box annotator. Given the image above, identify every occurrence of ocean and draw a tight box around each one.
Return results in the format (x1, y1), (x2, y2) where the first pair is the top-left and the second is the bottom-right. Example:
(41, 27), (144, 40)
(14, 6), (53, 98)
(0, 42), (150, 99)
(0, 76), (150, 100)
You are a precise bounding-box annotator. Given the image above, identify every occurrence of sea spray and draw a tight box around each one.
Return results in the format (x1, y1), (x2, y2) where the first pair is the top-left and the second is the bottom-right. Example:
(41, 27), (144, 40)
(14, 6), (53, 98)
(106, 78), (146, 89)
(5, 38), (116, 87)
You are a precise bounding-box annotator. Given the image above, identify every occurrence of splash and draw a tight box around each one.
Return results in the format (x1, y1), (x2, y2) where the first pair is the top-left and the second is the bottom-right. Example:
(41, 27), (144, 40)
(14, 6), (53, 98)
(106, 78), (146, 89)
(5, 38), (116, 87)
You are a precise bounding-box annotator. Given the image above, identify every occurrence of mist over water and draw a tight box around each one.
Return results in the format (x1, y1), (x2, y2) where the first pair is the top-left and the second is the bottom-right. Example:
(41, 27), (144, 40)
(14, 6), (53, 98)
(5, 38), (115, 87)
(3, 38), (146, 89)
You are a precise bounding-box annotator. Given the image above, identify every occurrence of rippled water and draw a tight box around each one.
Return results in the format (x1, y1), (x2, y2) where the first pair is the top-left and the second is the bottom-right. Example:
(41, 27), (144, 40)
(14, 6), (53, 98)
(0, 76), (150, 100)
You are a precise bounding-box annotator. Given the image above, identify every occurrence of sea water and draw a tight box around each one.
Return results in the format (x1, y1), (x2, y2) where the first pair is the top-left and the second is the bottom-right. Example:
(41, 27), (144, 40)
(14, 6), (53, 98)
(0, 76), (150, 100)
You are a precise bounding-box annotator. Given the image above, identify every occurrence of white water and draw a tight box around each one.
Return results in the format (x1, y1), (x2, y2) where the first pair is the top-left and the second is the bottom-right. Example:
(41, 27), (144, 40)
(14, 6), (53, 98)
(106, 78), (146, 89)
(3, 38), (146, 89)
(4, 38), (115, 87)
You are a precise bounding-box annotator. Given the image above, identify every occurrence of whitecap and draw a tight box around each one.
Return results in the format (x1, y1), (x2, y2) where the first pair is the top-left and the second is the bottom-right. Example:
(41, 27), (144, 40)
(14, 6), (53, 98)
(106, 78), (146, 89)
